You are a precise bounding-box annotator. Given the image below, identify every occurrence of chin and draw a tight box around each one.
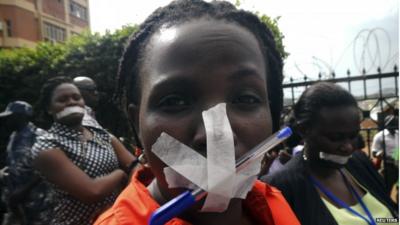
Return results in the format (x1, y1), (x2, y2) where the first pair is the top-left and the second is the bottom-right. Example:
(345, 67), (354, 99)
(58, 114), (84, 127)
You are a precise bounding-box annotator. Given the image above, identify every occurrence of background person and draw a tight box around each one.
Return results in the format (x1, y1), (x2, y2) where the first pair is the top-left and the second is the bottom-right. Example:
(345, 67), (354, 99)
(32, 76), (135, 225)
(73, 76), (99, 116)
(371, 114), (399, 193)
(73, 76), (102, 128)
(0, 101), (52, 225)
(261, 112), (304, 177)
(264, 82), (398, 225)
(94, 0), (300, 224)
(73, 76), (138, 151)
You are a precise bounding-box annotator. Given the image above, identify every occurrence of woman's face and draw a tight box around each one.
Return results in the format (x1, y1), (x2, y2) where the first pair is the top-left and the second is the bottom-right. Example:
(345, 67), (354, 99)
(304, 106), (360, 165)
(48, 83), (85, 126)
(134, 19), (273, 198)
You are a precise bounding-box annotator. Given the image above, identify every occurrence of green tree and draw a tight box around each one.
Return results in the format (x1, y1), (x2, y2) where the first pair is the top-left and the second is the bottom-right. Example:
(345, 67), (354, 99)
(234, 0), (288, 59)
(258, 15), (288, 59)
(0, 42), (66, 108)
(0, 5), (286, 140)
(0, 25), (138, 139)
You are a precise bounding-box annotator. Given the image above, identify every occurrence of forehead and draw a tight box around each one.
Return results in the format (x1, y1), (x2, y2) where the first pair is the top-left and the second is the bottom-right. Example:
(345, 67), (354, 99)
(156, 19), (262, 49)
(52, 83), (80, 97)
(142, 19), (266, 78)
(316, 106), (360, 128)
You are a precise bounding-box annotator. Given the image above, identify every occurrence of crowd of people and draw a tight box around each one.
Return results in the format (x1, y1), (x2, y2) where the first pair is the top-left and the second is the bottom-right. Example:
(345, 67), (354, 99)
(0, 0), (398, 224)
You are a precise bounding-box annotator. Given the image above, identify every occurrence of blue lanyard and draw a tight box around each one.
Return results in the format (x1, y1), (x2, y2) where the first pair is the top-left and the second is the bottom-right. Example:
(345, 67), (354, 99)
(309, 170), (377, 225)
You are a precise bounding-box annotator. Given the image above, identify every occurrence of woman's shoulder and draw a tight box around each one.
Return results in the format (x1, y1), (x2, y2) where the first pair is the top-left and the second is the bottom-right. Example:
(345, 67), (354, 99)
(246, 181), (301, 225)
(93, 169), (158, 225)
(86, 126), (112, 140)
(34, 131), (59, 145)
(252, 180), (284, 195)
(262, 154), (306, 184)
(32, 132), (60, 157)
(346, 151), (380, 179)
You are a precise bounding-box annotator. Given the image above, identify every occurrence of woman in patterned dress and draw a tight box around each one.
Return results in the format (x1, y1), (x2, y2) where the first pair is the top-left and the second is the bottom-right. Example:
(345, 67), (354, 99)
(32, 76), (135, 225)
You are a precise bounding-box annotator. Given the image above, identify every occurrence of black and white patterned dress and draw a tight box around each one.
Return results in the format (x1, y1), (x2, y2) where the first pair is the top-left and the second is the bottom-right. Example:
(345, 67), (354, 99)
(32, 122), (120, 225)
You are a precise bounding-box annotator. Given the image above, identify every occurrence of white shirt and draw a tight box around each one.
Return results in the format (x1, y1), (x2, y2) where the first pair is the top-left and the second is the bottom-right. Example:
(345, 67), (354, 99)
(371, 129), (399, 159)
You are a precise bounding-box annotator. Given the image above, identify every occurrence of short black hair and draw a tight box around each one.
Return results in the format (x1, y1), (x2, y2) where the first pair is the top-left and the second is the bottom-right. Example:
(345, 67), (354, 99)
(293, 82), (358, 127)
(36, 76), (73, 128)
(115, 0), (284, 145)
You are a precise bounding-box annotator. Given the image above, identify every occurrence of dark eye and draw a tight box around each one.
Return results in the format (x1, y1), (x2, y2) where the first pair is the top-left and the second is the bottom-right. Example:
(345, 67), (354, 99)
(55, 96), (68, 103)
(72, 94), (82, 101)
(232, 94), (261, 105)
(157, 95), (191, 112)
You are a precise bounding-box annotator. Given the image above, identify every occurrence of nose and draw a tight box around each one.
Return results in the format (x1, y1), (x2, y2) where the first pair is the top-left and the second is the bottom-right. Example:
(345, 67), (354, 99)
(192, 121), (207, 157)
(191, 117), (239, 158)
(66, 97), (80, 106)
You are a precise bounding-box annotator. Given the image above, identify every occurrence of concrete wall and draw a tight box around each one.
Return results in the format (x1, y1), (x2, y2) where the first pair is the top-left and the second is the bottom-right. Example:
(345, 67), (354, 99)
(42, 0), (65, 21)
(0, 5), (39, 42)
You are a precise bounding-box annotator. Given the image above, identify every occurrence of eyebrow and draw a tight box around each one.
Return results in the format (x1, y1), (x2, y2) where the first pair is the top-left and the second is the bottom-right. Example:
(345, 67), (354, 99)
(153, 73), (195, 87)
(149, 63), (265, 90)
(227, 67), (265, 82)
(151, 68), (264, 90)
(147, 75), (197, 101)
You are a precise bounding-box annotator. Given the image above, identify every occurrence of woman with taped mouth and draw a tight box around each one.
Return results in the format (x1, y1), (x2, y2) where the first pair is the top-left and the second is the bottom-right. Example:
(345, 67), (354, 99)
(32, 76), (136, 225)
(263, 82), (398, 225)
(93, 1), (300, 225)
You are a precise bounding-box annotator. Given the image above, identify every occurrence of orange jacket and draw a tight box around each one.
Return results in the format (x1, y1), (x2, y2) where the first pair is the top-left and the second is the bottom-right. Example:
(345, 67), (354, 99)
(94, 168), (300, 225)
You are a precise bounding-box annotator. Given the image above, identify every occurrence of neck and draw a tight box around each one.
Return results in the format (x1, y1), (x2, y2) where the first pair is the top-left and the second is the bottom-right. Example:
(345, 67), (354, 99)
(308, 162), (339, 179)
(69, 123), (84, 132)
(304, 147), (339, 179)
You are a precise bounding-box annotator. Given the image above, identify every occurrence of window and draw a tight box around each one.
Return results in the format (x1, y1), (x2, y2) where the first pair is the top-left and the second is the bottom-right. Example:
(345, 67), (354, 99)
(70, 1), (87, 21)
(6, 20), (12, 37)
(43, 22), (66, 42)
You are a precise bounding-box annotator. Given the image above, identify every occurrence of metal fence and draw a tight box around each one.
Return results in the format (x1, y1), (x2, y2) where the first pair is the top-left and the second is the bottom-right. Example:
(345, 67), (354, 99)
(282, 66), (399, 190)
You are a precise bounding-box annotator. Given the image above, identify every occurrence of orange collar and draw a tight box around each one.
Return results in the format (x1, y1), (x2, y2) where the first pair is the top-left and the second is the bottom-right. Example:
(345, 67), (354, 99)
(94, 167), (300, 225)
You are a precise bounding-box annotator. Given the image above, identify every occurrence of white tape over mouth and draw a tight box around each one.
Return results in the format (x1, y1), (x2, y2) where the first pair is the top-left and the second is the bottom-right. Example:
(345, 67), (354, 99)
(152, 103), (261, 212)
(319, 152), (352, 165)
(56, 106), (85, 120)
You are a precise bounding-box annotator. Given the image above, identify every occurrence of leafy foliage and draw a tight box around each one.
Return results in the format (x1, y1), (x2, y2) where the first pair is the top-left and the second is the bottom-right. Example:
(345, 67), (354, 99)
(0, 43), (66, 108)
(0, 25), (138, 139)
(234, 0), (288, 59)
(258, 15), (289, 59)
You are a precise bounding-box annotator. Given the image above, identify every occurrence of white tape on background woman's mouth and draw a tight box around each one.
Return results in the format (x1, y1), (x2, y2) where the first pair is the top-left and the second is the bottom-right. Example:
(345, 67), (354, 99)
(56, 106), (85, 120)
(319, 152), (351, 165)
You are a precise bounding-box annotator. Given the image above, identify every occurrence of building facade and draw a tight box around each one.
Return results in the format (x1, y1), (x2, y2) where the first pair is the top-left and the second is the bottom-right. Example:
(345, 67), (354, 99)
(0, 0), (90, 48)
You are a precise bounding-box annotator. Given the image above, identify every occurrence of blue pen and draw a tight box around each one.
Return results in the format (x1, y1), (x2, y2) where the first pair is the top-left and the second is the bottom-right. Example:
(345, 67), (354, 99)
(149, 127), (292, 225)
